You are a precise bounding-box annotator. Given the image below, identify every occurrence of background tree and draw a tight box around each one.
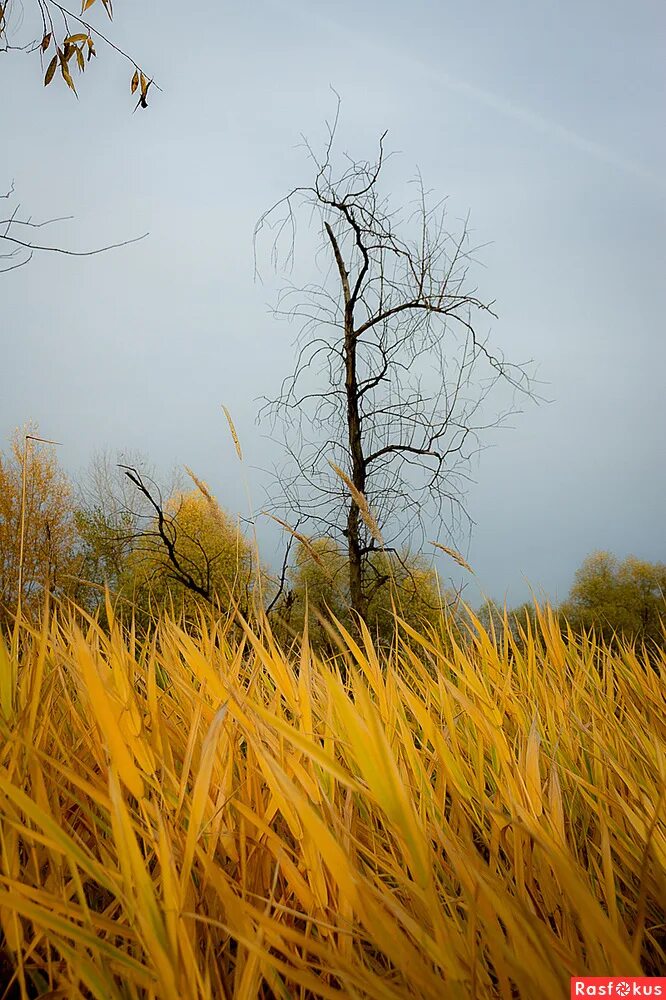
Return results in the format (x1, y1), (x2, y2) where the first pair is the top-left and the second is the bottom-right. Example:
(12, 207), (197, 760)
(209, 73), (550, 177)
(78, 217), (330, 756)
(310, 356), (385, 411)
(72, 449), (179, 610)
(75, 457), (256, 619)
(117, 483), (256, 620)
(257, 110), (534, 623)
(277, 537), (351, 649)
(0, 426), (77, 627)
(471, 598), (541, 651)
(281, 536), (453, 650)
(473, 598), (507, 640)
(560, 550), (666, 648)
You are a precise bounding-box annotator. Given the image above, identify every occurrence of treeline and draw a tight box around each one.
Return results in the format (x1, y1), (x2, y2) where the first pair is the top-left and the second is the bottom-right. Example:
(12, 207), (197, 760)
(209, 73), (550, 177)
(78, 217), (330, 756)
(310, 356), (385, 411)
(477, 547), (666, 652)
(0, 428), (446, 641)
(1, 427), (664, 651)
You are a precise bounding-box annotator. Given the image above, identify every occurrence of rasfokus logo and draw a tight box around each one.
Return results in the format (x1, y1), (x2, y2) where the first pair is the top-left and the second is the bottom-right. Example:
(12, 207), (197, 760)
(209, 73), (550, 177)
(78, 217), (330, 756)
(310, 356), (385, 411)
(571, 979), (666, 998)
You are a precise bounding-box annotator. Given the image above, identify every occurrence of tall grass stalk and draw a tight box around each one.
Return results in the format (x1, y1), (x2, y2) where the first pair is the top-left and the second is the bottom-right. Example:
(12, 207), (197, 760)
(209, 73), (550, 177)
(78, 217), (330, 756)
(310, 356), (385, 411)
(0, 603), (664, 998)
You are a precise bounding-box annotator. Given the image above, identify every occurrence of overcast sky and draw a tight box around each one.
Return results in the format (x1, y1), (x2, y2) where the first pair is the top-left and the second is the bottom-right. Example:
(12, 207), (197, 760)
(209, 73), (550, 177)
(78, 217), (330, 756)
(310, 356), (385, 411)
(2, 0), (665, 606)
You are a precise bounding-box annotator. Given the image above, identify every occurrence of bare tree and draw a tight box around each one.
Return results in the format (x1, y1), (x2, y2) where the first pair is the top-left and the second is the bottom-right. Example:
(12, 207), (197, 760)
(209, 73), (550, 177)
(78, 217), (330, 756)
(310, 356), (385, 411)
(256, 108), (535, 621)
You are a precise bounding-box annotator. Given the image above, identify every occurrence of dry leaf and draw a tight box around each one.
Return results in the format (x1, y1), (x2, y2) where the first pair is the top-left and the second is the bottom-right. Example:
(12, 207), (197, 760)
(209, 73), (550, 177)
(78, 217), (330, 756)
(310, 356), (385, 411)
(44, 55), (58, 87)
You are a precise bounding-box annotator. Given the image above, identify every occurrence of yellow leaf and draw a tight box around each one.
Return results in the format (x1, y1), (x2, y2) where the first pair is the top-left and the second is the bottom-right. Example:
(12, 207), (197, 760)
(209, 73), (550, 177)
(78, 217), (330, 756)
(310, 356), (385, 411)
(0, 779), (119, 894)
(61, 60), (77, 94)
(333, 680), (431, 888)
(0, 633), (17, 722)
(525, 715), (543, 817)
(548, 763), (566, 844)
(44, 54), (58, 86)
(81, 0), (97, 10)
(108, 770), (180, 1000)
(131, 69), (139, 94)
(41, 32), (52, 51)
(0, 906), (23, 953)
(263, 755), (360, 905)
(75, 634), (144, 799)
(181, 703), (229, 885)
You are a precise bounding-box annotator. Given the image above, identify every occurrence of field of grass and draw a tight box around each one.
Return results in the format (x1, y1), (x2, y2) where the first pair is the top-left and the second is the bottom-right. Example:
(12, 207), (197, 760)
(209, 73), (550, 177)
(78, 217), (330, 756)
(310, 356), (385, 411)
(0, 603), (664, 998)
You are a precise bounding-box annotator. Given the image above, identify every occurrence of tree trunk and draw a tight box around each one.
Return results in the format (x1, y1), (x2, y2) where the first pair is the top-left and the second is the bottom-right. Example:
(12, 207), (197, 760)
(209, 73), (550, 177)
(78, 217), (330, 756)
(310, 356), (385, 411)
(325, 222), (367, 621)
(345, 326), (366, 620)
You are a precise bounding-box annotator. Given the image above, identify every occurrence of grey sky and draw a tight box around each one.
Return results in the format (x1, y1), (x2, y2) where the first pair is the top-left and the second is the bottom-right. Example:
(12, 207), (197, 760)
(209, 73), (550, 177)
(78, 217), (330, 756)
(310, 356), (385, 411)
(2, 0), (665, 606)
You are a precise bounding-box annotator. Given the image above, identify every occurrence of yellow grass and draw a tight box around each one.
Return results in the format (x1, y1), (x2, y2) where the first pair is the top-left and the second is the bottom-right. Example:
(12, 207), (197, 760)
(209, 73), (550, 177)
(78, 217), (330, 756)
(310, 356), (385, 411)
(0, 603), (664, 998)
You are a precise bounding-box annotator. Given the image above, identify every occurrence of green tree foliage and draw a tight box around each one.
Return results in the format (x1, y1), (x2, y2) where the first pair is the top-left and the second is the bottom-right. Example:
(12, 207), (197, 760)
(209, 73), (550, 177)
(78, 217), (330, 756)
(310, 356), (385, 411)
(0, 427), (77, 627)
(73, 450), (176, 611)
(74, 504), (136, 608)
(561, 550), (666, 648)
(280, 537), (452, 649)
(119, 489), (255, 619)
(474, 599), (505, 639)
(279, 538), (348, 649)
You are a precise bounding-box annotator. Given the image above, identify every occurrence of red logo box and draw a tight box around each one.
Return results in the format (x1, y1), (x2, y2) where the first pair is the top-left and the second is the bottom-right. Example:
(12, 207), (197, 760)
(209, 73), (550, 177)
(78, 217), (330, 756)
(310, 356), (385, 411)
(571, 979), (666, 998)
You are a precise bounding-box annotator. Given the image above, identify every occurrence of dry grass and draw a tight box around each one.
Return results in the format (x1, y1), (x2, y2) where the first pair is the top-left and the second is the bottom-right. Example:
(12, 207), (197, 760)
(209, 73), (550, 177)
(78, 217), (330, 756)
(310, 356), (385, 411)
(0, 602), (664, 998)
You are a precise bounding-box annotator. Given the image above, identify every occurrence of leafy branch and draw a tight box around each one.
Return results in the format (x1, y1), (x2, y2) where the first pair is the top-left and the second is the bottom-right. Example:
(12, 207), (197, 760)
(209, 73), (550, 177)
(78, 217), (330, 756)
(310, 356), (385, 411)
(0, 0), (156, 107)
